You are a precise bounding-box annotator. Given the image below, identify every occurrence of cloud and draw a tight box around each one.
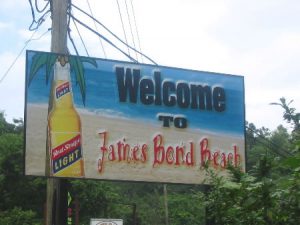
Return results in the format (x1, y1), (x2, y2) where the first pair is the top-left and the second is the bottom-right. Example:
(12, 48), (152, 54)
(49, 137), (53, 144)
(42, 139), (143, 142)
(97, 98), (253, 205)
(69, 0), (300, 132)
(1, 0), (300, 131)
(0, 0), (29, 24)
(0, 0), (27, 10)
(0, 21), (13, 30)
(0, 52), (25, 121)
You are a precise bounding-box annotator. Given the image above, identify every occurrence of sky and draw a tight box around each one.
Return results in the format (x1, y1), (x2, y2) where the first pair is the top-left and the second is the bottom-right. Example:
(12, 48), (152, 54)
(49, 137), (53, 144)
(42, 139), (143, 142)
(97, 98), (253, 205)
(0, 0), (299, 132)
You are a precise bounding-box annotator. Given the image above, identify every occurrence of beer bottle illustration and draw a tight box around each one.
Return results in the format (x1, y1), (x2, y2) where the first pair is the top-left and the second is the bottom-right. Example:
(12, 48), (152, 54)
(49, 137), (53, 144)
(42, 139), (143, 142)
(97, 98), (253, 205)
(47, 56), (85, 177)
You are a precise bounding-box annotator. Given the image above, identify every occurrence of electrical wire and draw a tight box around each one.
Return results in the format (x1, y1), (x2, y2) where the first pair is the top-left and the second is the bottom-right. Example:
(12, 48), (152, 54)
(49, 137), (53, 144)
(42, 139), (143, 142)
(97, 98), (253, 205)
(71, 3), (158, 65)
(28, 0), (36, 24)
(29, 10), (51, 31)
(68, 27), (80, 56)
(249, 135), (286, 158)
(86, 0), (107, 58)
(130, 0), (143, 62)
(29, 1), (154, 64)
(246, 125), (293, 157)
(124, 0), (138, 61)
(67, 0), (83, 57)
(0, 29), (50, 84)
(67, 0), (82, 58)
(28, 0), (50, 31)
(35, 0), (50, 13)
(69, 14), (138, 63)
(116, 0), (131, 57)
(246, 125), (289, 157)
(72, 17), (90, 56)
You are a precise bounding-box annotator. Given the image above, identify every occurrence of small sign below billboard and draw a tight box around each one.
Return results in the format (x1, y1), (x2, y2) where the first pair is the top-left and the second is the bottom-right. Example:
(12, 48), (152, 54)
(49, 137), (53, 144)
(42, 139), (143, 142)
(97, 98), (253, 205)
(25, 50), (245, 184)
(90, 218), (123, 225)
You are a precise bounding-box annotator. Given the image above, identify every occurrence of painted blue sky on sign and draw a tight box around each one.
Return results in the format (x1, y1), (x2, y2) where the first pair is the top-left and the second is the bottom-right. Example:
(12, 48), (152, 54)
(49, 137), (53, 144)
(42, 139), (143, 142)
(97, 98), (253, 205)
(26, 51), (245, 136)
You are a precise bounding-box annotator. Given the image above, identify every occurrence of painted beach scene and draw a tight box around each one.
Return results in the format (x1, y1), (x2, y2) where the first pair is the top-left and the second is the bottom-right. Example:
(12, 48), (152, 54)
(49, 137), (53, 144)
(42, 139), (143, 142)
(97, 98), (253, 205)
(25, 50), (245, 184)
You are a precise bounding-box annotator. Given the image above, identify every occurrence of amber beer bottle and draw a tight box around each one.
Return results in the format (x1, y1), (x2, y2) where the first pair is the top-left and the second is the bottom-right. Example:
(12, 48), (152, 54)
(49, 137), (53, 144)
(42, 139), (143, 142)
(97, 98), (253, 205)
(47, 57), (85, 177)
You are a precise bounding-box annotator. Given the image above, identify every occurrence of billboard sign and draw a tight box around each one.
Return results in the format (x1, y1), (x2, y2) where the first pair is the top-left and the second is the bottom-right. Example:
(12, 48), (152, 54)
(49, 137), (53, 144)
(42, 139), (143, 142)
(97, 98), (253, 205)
(90, 219), (123, 225)
(25, 50), (245, 184)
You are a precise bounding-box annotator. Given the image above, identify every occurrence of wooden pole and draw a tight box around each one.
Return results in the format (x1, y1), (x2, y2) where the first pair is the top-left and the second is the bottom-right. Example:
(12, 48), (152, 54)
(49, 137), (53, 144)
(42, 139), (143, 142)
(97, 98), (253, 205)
(163, 184), (169, 225)
(46, 0), (69, 225)
(75, 197), (80, 225)
(132, 203), (137, 225)
(51, 0), (68, 54)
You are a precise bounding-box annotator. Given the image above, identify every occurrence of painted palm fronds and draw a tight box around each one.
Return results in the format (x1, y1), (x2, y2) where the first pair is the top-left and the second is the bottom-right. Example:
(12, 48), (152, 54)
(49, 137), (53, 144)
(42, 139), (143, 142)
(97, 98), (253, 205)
(28, 52), (97, 105)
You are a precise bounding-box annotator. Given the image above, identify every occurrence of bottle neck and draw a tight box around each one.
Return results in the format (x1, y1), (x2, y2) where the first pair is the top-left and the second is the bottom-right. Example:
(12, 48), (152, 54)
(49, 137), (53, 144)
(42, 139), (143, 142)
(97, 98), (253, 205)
(52, 62), (74, 108)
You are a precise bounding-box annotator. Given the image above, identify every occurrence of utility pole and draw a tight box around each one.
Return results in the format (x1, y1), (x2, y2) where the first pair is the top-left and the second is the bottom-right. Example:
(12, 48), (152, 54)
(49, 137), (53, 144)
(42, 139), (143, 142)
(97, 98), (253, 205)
(46, 0), (69, 224)
(51, 0), (68, 54)
(163, 184), (169, 225)
(132, 203), (138, 225)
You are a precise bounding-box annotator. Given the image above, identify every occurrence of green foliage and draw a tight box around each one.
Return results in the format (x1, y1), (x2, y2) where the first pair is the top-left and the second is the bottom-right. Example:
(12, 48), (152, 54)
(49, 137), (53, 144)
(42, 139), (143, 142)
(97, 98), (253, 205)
(271, 97), (300, 148)
(0, 112), (45, 224)
(70, 180), (128, 225)
(0, 112), (22, 135)
(1, 96), (300, 224)
(168, 189), (205, 225)
(270, 97), (300, 132)
(0, 207), (41, 225)
(70, 180), (206, 225)
(202, 98), (300, 225)
(270, 125), (290, 150)
(203, 159), (278, 225)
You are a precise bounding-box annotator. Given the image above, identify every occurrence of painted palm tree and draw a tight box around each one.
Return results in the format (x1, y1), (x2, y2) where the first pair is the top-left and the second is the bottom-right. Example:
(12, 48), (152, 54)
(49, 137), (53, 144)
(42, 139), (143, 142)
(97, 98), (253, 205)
(28, 51), (97, 105)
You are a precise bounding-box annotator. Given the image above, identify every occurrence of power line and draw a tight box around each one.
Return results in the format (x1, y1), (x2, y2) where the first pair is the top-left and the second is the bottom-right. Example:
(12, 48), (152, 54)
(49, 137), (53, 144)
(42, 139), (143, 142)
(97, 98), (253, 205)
(69, 14), (138, 63)
(28, 0), (50, 31)
(130, 0), (143, 62)
(35, 0), (50, 13)
(67, 1), (89, 57)
(246, 125), (290, 156)
(67, 1), (78, 55)
(116, 0), (131, 57)
(68, 27), (79, 56)
(249, 134), (286, 158)
(86, 0), (107, 58)
(72, 17), (90, 57)
(28, 0), (155, 64)
(0, 29), (50, 84)
(28, 0), (38, 25)
(124, 0), (138, 61)
(71, 3), (157, 65)
(67, 2), (81, 57)
(246, 125), (293, 158)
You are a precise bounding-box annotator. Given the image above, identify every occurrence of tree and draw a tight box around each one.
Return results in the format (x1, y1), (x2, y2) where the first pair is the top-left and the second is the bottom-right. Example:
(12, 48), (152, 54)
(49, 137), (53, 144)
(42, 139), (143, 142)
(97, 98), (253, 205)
(0, 207), (40, 225)
(0, 112), (46, 224)
(271, 97), (300, 148)
(1, 96), (300, 225)
(202, 98), (300, 225)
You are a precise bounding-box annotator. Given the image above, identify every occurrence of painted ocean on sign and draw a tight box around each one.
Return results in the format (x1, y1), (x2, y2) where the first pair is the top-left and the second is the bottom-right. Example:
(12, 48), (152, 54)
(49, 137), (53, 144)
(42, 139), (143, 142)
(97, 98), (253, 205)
(26, 51), (245, 137)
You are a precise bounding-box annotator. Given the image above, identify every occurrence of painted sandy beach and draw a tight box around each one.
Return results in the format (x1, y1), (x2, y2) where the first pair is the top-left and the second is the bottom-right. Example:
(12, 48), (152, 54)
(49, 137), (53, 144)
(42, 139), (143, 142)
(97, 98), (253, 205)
(25, 104), (245, 184)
